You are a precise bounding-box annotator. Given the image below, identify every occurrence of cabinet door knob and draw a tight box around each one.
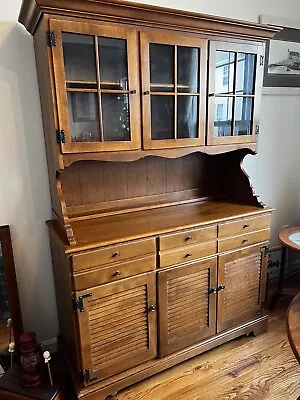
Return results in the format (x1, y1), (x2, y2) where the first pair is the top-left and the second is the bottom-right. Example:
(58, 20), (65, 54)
(112, 251), (120, 258)
(208, 93), (215, 97)
(149, 305), (156, 312)
(209, 288), (217, 295)
(130, 90), (137, 94)
(113, 271), (121, 277)
(144, 90), (150, 95)
(242, 239), (248, 244)
(185, 253), (192, 258)
(185, 236), (192, 241)
(243, 224), (250, 229)
(218, 285), (225, 291)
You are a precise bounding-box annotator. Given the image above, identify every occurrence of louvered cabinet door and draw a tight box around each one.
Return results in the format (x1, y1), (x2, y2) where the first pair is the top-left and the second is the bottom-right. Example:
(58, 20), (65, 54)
(75, 273), (157, 384)
(217, 244), (267, 333)
(158, 257), (217, 357)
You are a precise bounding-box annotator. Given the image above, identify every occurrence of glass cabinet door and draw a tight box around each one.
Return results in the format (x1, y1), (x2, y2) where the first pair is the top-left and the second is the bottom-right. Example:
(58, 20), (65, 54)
(50, 20), (141, 153)
(141, 32), (207, 149)
(207, 41), (264, 145)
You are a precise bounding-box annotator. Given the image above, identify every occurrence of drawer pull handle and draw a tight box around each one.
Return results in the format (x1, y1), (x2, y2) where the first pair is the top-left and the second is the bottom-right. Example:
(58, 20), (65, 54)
(185, 253), (192, 258)
(185, 236), (192, 241)
(243, 224), (250, 229)
(149, 305), (157, 312)
(218, 285), (225, 291)
(209, 288), (217, 295)
(113, 271), (121, 277)
(242, 239), (248, 244)
(112, 252), (121, 258)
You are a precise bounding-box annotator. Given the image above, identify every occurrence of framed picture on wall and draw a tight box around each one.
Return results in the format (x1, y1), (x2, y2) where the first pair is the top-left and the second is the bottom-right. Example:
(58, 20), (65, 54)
(260, 15), (300, 93)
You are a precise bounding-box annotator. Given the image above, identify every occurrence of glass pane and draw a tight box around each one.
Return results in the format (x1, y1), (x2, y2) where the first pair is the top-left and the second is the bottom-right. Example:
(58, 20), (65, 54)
(62, 33), (97, 85)
(178, 47), (199, 93)
(214, 97), (233, 137)
(215, 51), (235, 94)
(234, 97), (254, 136)
(151, 96), (174, 140)
(98, 37), (128, 90)
(150, 44), (174, 91)
(177, 96), (198, 139)
(67, 92), (100, 142)
(101, 93), (130, 141)
(236, 53), (256, 95)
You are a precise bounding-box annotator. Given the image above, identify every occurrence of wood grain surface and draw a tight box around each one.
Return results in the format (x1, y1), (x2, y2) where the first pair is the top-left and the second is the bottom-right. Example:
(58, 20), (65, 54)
(115, 302), (300, 400)
(287, 292), (300, 363)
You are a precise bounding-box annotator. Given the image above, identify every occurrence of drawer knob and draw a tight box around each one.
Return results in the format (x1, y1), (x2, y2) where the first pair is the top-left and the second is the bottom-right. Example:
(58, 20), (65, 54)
(149, 305), (157, 312)
(243, 224), (250, 229)
(209, 288), (217, 295)
(113, 271), (121, 277)
(185, 236), (192, 241)
(112, 252), (120, 258)
(185, 253), (192, 258)
(218, 285), (226, 291)
(242, 239), (248, 244)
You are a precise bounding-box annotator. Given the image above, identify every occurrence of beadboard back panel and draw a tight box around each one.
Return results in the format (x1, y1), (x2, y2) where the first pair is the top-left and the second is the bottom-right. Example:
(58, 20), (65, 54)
(60, 153), (219, 217)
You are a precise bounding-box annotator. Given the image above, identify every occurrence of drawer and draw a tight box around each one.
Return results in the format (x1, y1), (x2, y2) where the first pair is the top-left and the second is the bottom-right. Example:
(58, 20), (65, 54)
(159, 225), (217, 251)
(218, 214), (271, 238)
(159, 241), (217, 268)
(73, 255), (156, 290)
(72, 237), (156, 272)
(218, 229), (270, 253)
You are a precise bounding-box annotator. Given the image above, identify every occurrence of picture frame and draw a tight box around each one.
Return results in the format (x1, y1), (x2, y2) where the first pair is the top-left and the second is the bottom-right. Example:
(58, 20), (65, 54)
(71, 92), (97, 122)
(260, 15), (300, 91)
(0, 226), (22, 353)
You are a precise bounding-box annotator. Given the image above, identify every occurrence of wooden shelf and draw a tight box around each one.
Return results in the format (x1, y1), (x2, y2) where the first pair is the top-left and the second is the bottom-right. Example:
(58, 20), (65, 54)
(50, 199), (272, 253)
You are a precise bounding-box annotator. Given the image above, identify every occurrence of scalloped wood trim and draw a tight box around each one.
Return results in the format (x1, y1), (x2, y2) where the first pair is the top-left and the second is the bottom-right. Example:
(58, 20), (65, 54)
(215, 149), (264, 208)
(19, 0), (280, 39)
(56, 171), (76, 245)
(62, 144), (257, 167)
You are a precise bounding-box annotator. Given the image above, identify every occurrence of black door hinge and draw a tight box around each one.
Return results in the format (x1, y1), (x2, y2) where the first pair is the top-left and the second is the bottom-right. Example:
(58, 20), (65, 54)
(260, 55), (264, 66)
(56, 130), (66, 144)
(260, 245), (269, 257)
(82, 368), (99, 384)
(48, 31), (57, 47)
(255, 125), (260, 135)
(73, 293), (92, 312)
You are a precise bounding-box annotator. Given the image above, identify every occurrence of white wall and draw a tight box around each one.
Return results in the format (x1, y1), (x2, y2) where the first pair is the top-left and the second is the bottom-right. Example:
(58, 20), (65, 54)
(0, 0), (299, 341)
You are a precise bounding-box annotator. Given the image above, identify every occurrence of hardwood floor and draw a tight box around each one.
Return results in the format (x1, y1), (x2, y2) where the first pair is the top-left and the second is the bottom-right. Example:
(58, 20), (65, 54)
(115, 297), (300, 400)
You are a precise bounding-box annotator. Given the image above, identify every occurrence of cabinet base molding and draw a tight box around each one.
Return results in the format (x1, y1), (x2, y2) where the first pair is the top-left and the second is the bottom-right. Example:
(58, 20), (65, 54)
(71, 314), (268, 400)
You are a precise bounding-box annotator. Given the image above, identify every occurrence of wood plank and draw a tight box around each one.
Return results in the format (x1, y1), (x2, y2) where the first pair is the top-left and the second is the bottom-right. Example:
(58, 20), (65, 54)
(64, 200), (272, 252)
(115, 306), (300, 400)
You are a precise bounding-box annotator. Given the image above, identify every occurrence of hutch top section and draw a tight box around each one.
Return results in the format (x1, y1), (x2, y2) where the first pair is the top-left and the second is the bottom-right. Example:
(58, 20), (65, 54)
(18, 0), (279, 166)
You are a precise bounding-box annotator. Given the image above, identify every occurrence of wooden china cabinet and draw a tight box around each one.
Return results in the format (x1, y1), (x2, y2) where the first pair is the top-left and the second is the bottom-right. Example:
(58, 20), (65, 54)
(19, 1), (278, 399)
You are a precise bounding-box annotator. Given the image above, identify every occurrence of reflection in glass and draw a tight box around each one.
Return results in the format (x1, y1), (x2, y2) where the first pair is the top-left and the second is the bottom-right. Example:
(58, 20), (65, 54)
(236, 53), (256, 95)
(178, 96), (198, 139)
(98, 37), (128, 90)
(62, 33), (96, 84)
(215, 51), (235, 94)
(151, 96), (174, 140)
(101, 93), (130, 141)
(68, 92), (100, 142)
(178, 47), (199, 93)
(214, 97), (233, 137)
(288, 231), (300, 246)
(150, 44), (174, 89)
(235, 97), (253, 136)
